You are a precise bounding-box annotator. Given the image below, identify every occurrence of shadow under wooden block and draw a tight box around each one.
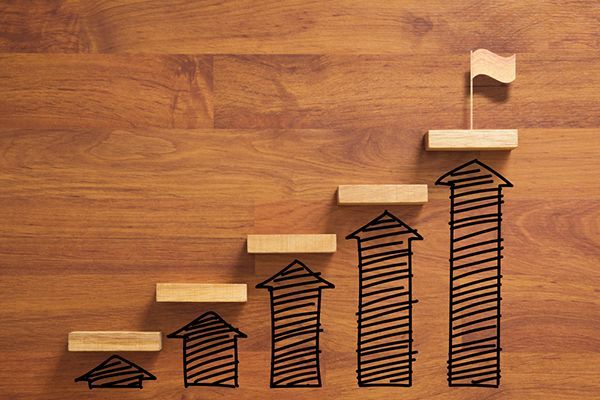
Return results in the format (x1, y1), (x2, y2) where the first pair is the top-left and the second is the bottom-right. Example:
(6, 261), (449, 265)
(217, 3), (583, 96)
(338, 184), (428, 205)
(425, 129), (518, 151)
(156, 283), (247, 302)
(68, 331), (162, 352)
(247, 234), (337, 254)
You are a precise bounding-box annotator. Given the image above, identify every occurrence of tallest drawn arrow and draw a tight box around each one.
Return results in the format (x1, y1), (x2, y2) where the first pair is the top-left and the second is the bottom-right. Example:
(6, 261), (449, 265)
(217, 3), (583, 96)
(436, 159), (512, 388)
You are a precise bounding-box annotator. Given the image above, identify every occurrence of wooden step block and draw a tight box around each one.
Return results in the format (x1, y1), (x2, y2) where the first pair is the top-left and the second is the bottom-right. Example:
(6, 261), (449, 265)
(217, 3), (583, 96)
(338, 184), (428, 205)
(247, 234), (336, 254)
(156, 283), (247, 302)
(425, 129), (518, 151)
(68, 331), (162, 352)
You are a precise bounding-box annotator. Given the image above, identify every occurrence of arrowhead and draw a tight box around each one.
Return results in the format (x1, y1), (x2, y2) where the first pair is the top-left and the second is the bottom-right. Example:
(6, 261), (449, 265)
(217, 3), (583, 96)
(435, 159), (513, 188)
(74, 355), (156, 383)
(346, 210), (423, 241)
(167, 311), (247, 339)
(256, 259), (334, 290)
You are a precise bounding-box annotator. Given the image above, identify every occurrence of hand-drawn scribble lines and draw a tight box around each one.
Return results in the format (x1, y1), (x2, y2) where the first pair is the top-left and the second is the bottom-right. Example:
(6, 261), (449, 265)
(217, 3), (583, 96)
(347, 211), (423, 387)
(168, 311), (246, 388)
(257, 259), (334, 388)
(75, 354), (156, 389)
(437, 159), (512, 388)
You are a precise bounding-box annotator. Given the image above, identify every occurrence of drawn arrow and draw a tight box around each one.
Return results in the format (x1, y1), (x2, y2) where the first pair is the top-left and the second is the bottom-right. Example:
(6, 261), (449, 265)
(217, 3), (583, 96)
(436, 159), (512, 388)
(346, 210), (423, 387)
(168, 311), (247, 388)
(74, 354), (156, 389)
(256, 259), (334, 388)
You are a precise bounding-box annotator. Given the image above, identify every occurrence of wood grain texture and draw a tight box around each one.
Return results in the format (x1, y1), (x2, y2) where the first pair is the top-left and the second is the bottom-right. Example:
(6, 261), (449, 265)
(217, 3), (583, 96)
(426, 130), (519, 151)
(1, 1), (598, 53)
(338, 184), (428, 205)
(0, 54), (213, 129)
(1, 1), (599, 399)
(0, 127), (598, 399)
(68, 331), (162, 351)
(156, 283), (248, 303)
(471, 49), (516, 83)
(247, 234), (337, 253)
(214, 53), (600, 130)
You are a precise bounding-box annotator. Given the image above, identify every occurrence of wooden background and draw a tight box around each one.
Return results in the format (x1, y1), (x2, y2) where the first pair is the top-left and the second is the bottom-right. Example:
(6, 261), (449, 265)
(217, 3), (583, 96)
(1, 1), (599, 399)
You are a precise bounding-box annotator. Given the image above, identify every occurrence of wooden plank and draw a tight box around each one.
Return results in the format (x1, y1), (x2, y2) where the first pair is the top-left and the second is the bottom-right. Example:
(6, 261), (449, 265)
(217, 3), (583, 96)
(425, 129), (518, 151)
(214, 53), (600, 130)
(1, 128), (599, 399)
(0, 2), (599, 397)
(1, 2), (598, 53)
(338, 185), (428, 205)
(68, 331), (162, 352)
(0, 54), (213, 129)
(156, 283), (247, 302)
(0, 128), (597, 271)
(247, 234), (337, 254)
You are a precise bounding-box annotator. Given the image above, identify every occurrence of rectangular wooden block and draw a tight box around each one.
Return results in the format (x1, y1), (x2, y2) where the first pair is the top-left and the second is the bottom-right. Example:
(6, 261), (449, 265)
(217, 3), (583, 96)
(247, 234), (337, 254)
(338, 184), (428, 205)
(156, 283), (247, 302)
(425, 129), (518, 151)
(68, 331), (162, 352)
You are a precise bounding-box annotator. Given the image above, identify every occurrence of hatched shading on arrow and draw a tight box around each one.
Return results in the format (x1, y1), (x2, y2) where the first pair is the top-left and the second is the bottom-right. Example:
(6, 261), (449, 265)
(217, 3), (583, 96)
(74, 354), (156, 389)
(168, 311), (247, 388)
(436, 159), (512, 387)
(347, 211), (423, 386)
(257, 259), (334, 388)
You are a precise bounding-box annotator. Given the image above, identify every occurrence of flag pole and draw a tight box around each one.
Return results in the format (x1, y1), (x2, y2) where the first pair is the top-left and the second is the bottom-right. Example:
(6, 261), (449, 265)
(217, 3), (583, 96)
(470, 50), (473, 130)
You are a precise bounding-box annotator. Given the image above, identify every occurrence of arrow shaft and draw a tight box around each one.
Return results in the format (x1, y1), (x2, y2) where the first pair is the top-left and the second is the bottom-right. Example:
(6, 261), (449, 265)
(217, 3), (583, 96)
(448, 186), (503, 387)
(356, 237), (416, 387)
(268, 289), (324, 387)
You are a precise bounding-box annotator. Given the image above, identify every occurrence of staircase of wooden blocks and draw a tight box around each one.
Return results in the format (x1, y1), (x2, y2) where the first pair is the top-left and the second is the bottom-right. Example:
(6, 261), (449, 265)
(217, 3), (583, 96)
(68, 184), (427, 350)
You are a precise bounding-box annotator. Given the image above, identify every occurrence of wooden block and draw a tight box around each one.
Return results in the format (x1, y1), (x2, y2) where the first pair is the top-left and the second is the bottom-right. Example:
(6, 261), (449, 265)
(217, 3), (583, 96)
(338, 184), (428, 205)
(425, 129), (518, 151)
(247, 234), (336, 254)
(68, 331), (162, 352)
(156, 283), (247, 302)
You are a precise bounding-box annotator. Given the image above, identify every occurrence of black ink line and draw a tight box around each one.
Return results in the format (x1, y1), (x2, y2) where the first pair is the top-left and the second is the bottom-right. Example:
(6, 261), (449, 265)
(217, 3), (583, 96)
(450, 167), (481, 176)
(453, 282), (502, 298)
(168, 311), (247, 388)
(444, 173), (493, 184)
(455, 194), (503, 207)
(436, 159), (512, 388)
(75, 354), (156, 389)
(346, 210), (423, 387)
(256, 259), (334, 388)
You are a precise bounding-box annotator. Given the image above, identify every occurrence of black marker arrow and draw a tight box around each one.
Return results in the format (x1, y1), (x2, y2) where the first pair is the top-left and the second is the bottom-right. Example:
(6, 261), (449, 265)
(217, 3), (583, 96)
(436, 159), (512, 388)
(75, 354), (156, 389)
(168, 311), (247, 388)
(347, 210), (423, 387)
(257, 259), (334, 388)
